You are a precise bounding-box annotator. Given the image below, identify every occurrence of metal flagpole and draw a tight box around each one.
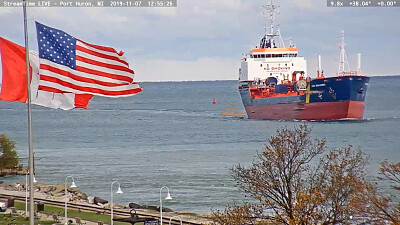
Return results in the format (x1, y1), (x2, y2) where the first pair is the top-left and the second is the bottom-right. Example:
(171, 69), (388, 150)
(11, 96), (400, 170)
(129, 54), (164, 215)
(22, 0), (35, 225)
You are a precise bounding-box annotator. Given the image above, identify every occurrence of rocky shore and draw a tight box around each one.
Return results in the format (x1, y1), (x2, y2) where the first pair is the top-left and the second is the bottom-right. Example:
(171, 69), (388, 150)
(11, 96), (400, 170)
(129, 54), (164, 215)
(0, 182), (212, 224)
(0, 183), (175, 212)
(0, 167), (28, 177)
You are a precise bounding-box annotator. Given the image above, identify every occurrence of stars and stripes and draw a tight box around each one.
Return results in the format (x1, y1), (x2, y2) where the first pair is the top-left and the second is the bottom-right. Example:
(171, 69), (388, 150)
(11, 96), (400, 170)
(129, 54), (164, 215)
(35, 22), (142, 97)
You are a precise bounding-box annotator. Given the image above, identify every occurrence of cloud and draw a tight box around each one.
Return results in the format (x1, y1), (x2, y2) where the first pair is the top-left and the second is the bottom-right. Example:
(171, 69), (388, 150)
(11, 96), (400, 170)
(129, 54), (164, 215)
(134, 57), (238, 81)
(0, 0), (399, 81)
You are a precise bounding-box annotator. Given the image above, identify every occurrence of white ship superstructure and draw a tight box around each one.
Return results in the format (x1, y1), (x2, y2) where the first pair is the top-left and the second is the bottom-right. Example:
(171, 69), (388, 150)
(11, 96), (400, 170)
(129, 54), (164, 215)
(239, 2), (307, 84)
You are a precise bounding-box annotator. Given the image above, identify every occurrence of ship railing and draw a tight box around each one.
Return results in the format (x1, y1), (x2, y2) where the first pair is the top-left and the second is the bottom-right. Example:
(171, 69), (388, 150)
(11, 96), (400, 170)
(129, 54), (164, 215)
(338, 71), (363, 76)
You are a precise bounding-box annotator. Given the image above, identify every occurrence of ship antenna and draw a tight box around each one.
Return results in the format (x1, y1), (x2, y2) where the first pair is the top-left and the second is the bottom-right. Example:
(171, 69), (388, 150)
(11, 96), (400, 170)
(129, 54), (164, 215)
(338, 30), (351, 75)
(263, 1), (284, 47)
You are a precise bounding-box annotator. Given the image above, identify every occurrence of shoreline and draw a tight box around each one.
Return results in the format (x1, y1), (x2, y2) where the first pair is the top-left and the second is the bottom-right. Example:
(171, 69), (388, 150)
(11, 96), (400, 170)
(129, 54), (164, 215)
(0, 183), (213, 224)
(0, 168), (28, 177)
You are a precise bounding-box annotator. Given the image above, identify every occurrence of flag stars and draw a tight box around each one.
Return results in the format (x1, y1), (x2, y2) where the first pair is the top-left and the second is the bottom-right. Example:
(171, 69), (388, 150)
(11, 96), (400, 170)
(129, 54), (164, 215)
(38, 24), (76, 69)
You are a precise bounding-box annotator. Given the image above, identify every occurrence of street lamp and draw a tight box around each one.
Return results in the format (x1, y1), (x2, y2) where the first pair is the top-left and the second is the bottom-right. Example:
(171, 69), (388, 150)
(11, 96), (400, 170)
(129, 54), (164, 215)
(25, 173), (37, 215)
(110, 181), (123, 225)
(168, 216), (182, 225)
(159, 186), (172, 225)
(64, 176), (77, 225)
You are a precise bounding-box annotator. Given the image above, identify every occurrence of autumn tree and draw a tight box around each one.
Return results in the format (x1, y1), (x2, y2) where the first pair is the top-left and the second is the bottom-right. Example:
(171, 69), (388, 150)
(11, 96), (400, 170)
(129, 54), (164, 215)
(352, 160), (400, 224)
(0, 134), (19, 169)
(212, 125), (370, 225)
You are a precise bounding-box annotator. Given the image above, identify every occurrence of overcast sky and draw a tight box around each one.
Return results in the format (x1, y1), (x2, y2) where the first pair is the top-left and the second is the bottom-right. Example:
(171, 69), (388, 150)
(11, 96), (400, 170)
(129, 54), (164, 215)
(0, 0), (399, 81)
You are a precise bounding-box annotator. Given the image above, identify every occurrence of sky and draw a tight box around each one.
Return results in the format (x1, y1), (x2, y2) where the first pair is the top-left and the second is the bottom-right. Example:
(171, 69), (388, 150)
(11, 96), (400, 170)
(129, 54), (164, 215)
(0, 0), (399, 82)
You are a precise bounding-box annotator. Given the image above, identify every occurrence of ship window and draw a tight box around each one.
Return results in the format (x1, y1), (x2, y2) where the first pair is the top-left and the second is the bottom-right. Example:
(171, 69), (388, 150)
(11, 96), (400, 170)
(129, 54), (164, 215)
(272, 54), (277, 58)
(292, 63), (294, 66)
(285, 64), (287, 66)
(254, 55), (258, 58)
(283, 54), (288, 57)
(278, 54), (283, 57)
(278, 64), (280, 67)
(266, 54), (271, 58)
(295, 54), (298, 57)
(260, 64), (263, 67)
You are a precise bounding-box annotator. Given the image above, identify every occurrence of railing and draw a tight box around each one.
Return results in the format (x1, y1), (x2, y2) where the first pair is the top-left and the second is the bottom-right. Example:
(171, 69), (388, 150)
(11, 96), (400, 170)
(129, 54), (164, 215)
(0, 192), (208, 225)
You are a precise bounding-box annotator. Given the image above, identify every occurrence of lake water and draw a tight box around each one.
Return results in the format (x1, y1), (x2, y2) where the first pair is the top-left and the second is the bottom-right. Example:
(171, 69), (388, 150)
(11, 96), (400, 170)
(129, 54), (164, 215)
(1, 76), (399, 213)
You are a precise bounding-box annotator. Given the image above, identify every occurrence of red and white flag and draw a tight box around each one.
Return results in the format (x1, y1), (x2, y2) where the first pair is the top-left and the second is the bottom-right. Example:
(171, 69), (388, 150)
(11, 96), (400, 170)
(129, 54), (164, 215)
(0, 37), (93, 109)
(36, 22), (142, 97)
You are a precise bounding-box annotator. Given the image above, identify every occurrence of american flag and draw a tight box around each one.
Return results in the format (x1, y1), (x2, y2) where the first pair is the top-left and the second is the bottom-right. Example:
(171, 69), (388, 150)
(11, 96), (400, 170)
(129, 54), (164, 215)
(35, 22), (142, 97)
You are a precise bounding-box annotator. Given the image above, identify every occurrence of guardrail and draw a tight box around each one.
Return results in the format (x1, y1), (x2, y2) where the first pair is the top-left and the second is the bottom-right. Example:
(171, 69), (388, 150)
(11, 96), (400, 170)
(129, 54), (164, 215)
(0, 192), (208, 225)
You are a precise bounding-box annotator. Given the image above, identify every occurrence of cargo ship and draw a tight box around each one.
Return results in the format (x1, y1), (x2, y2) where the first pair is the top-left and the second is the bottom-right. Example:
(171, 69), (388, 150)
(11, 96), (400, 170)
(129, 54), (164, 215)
(238, 2), (369, 121)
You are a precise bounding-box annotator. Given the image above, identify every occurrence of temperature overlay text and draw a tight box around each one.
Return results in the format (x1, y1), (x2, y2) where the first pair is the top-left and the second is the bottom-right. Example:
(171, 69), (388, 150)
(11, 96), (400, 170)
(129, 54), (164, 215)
(328, 0), (398, 7)
(1, 0), (177, 7)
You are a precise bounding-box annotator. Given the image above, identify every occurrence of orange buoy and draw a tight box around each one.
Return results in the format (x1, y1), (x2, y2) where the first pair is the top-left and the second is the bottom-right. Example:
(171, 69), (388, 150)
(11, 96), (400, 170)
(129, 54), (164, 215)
(213, 98), (216, 104)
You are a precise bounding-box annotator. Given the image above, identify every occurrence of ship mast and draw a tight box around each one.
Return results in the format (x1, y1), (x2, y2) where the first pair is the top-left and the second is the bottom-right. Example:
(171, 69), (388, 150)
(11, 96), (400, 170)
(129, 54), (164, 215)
(338, 30), (351, 75)
(263, 1), (285, 48)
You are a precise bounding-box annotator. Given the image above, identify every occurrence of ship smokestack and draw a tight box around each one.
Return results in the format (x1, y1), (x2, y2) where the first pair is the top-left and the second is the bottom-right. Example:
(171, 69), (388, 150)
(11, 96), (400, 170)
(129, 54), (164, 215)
(317, 55), (322, 78)
(357, 53), (362, 75)
(318, 55), (322, 73)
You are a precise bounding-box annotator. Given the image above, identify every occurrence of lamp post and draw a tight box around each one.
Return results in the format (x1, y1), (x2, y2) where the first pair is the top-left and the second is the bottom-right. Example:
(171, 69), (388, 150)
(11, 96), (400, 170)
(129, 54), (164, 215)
(25, 173), (37, 215)
(159, 186), (172, 225)
(110, 181), (123, 225)
(64, 176), (77, 225)
(168, 216), (182, 225)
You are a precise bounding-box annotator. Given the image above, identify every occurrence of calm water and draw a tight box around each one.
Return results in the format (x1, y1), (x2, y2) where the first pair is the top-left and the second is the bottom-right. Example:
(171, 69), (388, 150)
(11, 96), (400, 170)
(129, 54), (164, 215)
(1, 76), (400, 213)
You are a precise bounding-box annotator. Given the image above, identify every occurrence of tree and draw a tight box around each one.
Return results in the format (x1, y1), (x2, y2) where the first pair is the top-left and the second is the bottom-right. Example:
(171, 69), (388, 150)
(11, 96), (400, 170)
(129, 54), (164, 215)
(212, 125), (370, 225)
(352, 160), (400, 224)
(0, 134), (19, 169)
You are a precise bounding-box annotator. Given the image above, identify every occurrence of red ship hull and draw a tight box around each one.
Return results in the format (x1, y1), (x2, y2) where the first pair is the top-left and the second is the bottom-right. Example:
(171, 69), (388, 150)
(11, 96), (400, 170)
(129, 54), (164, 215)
(244, 100), (365, 121)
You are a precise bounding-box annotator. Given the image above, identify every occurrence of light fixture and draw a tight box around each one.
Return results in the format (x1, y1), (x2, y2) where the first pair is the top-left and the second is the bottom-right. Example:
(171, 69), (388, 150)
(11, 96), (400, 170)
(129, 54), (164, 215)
(111, 181), (123, 225)
(160, 186), (172, 225)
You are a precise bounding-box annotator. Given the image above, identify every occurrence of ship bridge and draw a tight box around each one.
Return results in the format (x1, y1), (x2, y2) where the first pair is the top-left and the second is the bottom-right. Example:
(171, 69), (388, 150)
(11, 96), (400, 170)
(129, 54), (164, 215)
(250, 47), (298, 58)
(240, 47), (307, 83)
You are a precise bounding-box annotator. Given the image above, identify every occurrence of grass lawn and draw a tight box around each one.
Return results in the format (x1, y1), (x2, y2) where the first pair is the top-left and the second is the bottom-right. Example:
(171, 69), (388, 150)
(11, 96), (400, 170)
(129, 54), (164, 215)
(0, 214), (54, 225)
(0, 199), (143, 225)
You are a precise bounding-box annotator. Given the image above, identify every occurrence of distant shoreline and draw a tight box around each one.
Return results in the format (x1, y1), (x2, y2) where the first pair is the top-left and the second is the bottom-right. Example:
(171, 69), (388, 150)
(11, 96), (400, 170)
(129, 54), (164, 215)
(136, 75), (400, 83)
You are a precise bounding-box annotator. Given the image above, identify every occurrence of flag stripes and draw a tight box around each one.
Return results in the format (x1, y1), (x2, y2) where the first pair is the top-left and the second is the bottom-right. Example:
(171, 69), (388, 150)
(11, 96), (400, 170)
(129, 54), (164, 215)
(36, 22), (142, 97)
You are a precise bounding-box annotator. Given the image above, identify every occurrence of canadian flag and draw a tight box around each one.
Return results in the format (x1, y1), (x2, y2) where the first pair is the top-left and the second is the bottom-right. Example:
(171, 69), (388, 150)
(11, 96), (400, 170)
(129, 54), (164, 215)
(0, 37), (93, 109)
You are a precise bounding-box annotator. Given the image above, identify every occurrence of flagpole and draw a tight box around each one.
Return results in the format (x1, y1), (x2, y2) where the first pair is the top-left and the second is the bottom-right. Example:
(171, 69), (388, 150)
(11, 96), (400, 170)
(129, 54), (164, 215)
(22, 1), (34, 225)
